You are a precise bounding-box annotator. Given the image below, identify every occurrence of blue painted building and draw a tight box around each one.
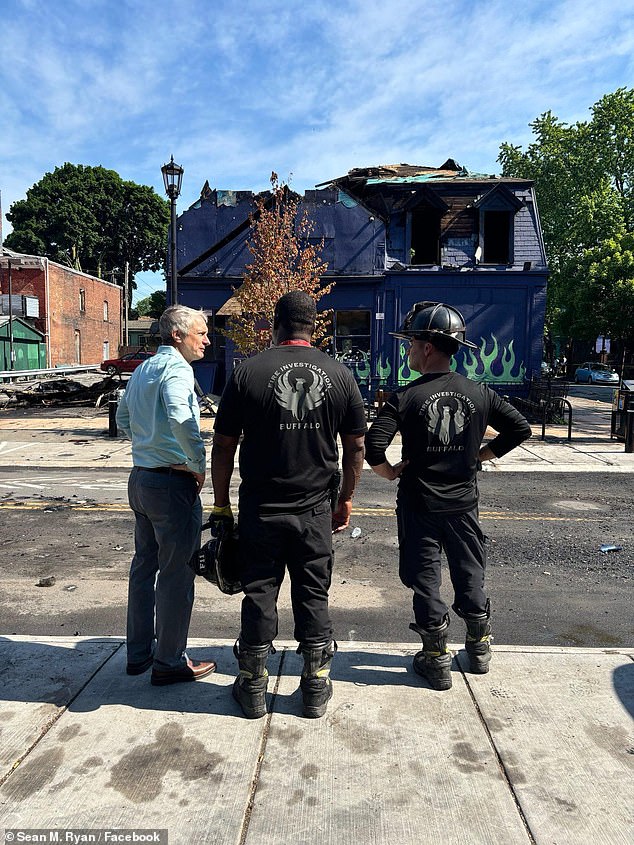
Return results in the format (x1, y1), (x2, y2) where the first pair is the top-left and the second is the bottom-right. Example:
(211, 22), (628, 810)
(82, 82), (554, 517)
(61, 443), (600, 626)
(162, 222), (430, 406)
(173, 161), (548, 398)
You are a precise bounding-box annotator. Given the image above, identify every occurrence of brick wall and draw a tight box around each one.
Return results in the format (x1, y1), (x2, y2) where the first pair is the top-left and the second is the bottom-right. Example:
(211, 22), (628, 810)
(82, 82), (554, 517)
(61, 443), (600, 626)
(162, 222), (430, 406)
(0, 261), (122, 366)
(47, 264), (122, 365)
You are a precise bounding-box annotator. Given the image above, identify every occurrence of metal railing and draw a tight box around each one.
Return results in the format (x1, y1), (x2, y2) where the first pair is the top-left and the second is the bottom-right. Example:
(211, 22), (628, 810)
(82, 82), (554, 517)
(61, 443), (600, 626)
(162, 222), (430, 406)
(0, 365), (102, 381)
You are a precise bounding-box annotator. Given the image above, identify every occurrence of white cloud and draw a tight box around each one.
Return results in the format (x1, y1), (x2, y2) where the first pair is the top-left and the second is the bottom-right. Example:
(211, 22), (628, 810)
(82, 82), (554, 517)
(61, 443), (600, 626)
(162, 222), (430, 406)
(2, 0), (633, 255)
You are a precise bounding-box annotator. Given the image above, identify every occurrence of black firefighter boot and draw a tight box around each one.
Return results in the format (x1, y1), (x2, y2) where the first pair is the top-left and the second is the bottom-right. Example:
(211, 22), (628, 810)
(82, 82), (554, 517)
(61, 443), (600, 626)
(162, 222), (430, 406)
(299, 641), (337, 718)
(461, 602), (492, 674)
(409, 615), (453, 691)
(232, 639), (271, 719)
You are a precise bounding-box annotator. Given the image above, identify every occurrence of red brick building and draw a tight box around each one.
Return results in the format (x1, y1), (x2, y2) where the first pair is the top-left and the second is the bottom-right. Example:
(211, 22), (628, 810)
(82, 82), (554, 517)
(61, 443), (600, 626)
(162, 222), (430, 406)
(0, 248), (122, 367)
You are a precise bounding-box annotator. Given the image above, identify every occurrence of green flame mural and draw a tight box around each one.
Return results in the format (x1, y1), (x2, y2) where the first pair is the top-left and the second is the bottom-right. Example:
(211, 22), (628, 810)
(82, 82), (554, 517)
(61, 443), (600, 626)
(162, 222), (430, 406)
(375, 354), (392, 381)
(398, 345), (419, 383)
(346, 335), (525, 391)
(454, 335), (526, 383)
(394, 334), (525, 385)
(341, 353), (371, 384)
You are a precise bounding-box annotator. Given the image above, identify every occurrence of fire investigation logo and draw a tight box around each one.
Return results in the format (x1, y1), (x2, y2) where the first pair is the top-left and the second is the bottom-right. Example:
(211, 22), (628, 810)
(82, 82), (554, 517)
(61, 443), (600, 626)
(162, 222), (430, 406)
(421, 391), (475, 451)
(269, 363), (331, 427)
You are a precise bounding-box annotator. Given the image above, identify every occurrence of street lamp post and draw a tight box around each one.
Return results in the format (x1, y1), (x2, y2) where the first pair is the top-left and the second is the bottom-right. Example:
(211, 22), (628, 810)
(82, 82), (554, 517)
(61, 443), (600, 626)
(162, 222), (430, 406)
(161, 155), (184, 305)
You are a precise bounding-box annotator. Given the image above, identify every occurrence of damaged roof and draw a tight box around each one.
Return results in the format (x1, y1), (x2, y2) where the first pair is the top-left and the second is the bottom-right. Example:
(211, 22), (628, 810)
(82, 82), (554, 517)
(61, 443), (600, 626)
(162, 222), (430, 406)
(317, 159), (530, 187)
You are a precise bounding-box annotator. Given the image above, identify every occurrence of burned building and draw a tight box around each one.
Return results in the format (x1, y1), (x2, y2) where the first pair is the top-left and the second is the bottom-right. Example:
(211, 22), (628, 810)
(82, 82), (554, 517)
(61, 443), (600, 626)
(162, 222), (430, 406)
(173, 161), (548, 398)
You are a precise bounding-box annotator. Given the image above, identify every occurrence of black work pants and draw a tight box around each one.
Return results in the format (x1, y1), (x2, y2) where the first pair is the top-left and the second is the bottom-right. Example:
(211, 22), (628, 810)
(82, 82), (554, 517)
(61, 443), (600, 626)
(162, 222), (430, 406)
(238, 499), (333, 648)
(396, 500), (487, 629)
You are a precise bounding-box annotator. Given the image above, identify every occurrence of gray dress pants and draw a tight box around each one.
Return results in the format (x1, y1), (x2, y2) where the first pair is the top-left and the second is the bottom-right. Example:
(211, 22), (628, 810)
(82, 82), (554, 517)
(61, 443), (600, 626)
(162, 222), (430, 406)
(126, 467), (201, 670)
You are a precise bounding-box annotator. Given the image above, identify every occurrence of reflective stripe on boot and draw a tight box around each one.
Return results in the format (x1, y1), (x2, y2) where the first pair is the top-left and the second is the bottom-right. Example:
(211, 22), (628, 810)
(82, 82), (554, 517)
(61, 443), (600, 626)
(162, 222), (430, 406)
(232, 639), (271, 719)
(409, 616), (452, 691)
(464, 615), (492, 674)
(453, 600), (492, 674)
(298, 641), (337, 718)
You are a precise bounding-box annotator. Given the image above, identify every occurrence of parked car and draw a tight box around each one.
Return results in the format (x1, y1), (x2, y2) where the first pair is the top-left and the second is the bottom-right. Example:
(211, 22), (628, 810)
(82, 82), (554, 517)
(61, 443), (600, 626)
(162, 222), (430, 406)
(101, 351), (154, 375)
(573, 362), (620, 385)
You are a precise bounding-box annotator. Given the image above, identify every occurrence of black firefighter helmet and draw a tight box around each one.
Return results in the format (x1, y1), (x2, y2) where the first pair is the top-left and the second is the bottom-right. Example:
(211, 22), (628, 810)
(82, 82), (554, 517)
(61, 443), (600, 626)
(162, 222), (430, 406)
(189, 520), (242, 595)
(391, 301), (477, 351)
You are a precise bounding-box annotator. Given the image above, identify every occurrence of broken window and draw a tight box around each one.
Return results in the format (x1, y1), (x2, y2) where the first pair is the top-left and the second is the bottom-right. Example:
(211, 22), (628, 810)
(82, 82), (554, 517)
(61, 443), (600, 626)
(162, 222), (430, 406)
(482, 211), (511, 264)
(333, 310), (371, 363)
(410, 208), (441, 265)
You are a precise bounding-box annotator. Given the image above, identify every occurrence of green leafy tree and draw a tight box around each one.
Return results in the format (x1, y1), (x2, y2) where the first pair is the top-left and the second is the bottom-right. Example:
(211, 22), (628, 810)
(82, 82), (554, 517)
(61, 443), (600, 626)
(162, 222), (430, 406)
(565, 232), (634, 344)
(498, 88), (634, 334)
(5, 164), (170, 290)
(223, 173), (331, 355)
(135, 290), (166, 318)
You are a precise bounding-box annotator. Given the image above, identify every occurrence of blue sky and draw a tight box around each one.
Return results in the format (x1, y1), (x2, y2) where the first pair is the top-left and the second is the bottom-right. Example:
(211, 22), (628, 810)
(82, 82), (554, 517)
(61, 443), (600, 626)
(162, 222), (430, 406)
(1, 0), (633, 302)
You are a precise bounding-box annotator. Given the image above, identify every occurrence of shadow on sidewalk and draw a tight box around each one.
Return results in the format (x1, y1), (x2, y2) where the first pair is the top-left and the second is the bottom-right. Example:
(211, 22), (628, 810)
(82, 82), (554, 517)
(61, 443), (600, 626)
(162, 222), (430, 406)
(612, 661), (634, 719)
(0, 637), (244, 718)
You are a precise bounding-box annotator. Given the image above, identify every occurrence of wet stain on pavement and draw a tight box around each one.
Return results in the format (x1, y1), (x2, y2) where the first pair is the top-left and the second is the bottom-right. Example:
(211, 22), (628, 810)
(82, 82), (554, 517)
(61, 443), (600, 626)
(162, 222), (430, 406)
(73, 755), (103, 774)
(108, 722), (224, 803)
(288, 787), (305, 806)
(299, 763), (319, 780)
(484, 717), (508, 732)
(0, 710), (16, 721)
(561, 624), (621, 647)
(451, 741), (486, 774)
(273, 726), (303, 747)
(2, 746), (64, 799)
(554, 795), (577, 811)
(584, 722), (634, 761)
(58, 723), (82, 742)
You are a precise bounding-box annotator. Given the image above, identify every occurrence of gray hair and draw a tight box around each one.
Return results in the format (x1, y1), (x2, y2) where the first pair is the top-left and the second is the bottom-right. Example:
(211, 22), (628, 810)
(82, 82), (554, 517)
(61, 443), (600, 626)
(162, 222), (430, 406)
(159, 305), (205, 344)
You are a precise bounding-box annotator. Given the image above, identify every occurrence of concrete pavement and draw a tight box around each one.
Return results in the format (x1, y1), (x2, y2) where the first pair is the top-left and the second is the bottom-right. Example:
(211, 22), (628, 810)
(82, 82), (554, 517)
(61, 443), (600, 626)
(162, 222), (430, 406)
(0, 389), (632, 843)
(0, 388), (633, 472)
(0, 637), (632, 844)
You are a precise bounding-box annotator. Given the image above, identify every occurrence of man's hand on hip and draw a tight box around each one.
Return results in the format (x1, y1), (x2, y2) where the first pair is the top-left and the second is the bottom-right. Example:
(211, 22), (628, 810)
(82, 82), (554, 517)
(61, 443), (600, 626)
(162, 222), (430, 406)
(170, 463), (205, 494)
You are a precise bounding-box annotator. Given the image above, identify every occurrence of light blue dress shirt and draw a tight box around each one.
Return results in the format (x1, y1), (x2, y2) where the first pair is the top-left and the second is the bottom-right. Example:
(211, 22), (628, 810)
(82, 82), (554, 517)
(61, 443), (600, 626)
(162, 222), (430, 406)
(116, 345), (206, 474)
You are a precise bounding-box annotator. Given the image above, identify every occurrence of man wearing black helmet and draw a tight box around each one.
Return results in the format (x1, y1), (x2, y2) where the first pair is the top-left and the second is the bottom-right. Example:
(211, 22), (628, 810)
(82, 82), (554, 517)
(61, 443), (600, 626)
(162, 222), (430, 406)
(365, 302), (531, 690)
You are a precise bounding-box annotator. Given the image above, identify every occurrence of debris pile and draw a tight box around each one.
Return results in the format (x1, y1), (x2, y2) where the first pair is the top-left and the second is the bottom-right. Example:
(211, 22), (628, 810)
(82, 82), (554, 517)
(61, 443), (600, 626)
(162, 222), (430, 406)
(0, 374), (121, 408)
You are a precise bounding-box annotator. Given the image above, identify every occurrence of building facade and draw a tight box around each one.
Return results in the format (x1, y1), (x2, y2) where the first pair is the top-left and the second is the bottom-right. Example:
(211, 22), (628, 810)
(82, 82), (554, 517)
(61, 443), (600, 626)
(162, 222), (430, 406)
(0, 249), (122, 367)
(171, 161), (548, 398)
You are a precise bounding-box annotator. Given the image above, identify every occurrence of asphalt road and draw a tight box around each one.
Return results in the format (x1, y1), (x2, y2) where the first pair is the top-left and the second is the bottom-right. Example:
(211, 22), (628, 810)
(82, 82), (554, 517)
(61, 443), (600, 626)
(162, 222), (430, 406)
(0, 467), (631, 648)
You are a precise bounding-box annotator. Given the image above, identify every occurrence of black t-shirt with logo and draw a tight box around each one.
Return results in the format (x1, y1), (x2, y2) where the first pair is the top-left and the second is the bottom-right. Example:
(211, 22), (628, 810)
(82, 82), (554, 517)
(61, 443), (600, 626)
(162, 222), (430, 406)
(214, 345), (367, 512)
(365, 371), (532, 513)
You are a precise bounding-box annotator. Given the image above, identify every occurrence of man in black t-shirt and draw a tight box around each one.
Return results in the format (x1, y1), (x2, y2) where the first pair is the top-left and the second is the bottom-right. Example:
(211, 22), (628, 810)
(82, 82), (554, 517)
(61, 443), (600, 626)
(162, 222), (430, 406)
(212, 291), (366, 719)
(366, 302), (531, 691)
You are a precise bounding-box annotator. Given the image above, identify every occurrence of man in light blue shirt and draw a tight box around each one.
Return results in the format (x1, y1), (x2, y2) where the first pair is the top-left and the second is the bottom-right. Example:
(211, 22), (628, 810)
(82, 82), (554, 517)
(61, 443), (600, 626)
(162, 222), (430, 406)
(117, 304), (216, 685)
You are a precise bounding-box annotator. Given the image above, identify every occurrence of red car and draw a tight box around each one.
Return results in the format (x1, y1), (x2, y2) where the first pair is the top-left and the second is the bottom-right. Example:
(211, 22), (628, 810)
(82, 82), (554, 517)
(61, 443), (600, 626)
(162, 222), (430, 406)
(101, 351), (154, 375)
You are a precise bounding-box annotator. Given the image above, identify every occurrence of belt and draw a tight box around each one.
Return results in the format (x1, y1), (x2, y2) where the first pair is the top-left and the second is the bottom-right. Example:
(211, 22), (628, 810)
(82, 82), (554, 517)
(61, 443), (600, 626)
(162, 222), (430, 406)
(136, 466), (192, 477)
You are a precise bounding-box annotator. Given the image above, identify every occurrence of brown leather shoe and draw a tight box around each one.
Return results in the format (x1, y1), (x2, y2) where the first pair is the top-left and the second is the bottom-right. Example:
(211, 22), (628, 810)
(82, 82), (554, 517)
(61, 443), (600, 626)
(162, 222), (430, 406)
(151, 658), (216, 686)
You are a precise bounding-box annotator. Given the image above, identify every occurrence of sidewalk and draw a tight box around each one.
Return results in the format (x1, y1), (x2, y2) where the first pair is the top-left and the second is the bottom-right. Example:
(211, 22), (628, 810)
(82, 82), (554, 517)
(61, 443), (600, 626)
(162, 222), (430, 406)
(0, 392), (632, 843)
(0, 636), (632, 844)
(0, 390), (633, 472)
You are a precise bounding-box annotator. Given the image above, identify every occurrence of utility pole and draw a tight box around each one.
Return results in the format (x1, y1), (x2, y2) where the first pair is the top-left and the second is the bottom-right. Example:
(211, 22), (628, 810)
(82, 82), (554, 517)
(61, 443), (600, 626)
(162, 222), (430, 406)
(7, 257), (14, 372)
(123, 261), (129, 347)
